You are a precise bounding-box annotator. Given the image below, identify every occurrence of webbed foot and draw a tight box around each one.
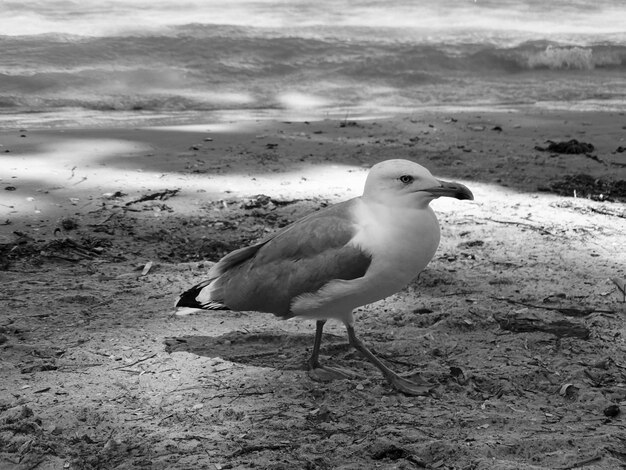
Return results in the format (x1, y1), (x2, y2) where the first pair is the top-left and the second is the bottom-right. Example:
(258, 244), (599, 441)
(386, 372), (435, 396)
(308, 365), (359, 382)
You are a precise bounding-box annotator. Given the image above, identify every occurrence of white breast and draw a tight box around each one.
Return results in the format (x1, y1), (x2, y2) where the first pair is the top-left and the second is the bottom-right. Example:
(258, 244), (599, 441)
(290, 198), (440, 320)
(349, 198), (441, 297)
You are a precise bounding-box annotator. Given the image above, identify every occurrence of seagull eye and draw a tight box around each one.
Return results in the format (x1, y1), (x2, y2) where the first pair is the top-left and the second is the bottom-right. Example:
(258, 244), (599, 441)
(399, 175), (414, 184)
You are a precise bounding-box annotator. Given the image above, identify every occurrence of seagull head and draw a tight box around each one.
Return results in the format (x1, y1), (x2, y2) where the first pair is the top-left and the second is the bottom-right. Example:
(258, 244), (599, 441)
(363, 159), (474, 207)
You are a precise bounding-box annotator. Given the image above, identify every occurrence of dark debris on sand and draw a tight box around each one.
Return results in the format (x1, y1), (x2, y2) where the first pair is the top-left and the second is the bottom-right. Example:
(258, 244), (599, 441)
(535, 139), (595, 154)
(550, 174), (626, 202)
(0, 236), (111, 270)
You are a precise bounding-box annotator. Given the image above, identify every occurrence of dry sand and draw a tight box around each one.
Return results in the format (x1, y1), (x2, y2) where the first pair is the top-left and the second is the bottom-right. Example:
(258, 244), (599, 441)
(1, 108), (626, 469)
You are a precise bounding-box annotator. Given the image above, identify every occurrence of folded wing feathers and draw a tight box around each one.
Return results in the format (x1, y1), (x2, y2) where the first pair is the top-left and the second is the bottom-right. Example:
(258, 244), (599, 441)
(208, 241), (268, 279)
(177, 200), (360, 313)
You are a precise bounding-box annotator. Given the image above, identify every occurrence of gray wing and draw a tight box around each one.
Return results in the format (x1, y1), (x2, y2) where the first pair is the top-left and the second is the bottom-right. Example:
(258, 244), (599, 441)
(213, 199), (372, 316)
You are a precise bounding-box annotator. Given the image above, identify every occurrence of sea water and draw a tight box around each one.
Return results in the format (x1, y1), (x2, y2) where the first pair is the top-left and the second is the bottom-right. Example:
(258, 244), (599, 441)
(1, 0), (625, 128)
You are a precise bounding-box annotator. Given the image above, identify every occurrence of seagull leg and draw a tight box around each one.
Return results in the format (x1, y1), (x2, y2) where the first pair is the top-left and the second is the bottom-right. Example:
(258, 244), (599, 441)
(307, 320), (358, 382)
(345, 324), (434, 396)
(308, 320), (326, 370)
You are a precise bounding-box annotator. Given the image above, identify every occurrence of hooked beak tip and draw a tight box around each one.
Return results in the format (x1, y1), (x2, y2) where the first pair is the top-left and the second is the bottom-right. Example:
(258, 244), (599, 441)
(425, 180), (474, 200)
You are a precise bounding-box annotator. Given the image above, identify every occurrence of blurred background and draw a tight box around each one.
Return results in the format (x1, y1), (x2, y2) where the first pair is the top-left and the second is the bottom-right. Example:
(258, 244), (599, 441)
(1, 0), (625, 128)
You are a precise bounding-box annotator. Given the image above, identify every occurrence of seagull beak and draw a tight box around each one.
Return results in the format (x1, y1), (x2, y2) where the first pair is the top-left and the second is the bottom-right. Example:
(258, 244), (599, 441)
(423, 179), (474, 200)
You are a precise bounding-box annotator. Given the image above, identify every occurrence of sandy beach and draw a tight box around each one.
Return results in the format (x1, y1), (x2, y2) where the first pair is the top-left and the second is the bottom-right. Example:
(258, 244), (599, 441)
(2, 108), (625, 232)
(2, 107), (626, 469)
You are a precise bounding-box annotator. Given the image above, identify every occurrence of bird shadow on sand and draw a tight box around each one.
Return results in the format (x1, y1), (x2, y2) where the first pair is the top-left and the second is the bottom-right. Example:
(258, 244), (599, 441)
(163, 329), (350, 370)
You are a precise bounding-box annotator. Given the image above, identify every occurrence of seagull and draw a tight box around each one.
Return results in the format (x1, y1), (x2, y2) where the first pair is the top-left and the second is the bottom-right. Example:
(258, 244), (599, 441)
(176, 159), (473, 395)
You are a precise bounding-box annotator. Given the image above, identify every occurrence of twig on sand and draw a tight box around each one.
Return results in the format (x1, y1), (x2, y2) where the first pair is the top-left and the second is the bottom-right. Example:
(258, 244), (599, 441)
(589, 207), (626, 218)
(484, 218), (553, 236)
(125, 188), (180, 206)
(493, 312), (591, 339)
(611, 278), (626, 302)
(113, 353), (157, 370)
(490, 296), (613, 316)
(92, 211), (121, 226)
(557, 453), (602, 469)
(228, 389), (274, 404)
(229, 443), (293, 458)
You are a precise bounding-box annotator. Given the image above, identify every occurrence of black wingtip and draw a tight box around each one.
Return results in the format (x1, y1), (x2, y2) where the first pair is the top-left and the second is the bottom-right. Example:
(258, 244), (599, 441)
(176, 291), (203, 309)
(176, 281), (230, 310)
(176, 281), (209, 309)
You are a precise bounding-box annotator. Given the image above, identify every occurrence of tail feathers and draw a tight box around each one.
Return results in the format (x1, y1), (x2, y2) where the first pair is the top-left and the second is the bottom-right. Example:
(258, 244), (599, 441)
(177, 240), (264, 315)
(208, 241), (266, 279)
(175, 279), (229, 312)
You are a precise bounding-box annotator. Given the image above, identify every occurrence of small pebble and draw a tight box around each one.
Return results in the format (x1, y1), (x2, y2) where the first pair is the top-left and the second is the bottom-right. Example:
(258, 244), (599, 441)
(604, 404), (620, 418)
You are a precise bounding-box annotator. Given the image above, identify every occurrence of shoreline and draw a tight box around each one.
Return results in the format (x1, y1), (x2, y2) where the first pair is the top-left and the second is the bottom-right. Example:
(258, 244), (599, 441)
(1, 101), (626, 131)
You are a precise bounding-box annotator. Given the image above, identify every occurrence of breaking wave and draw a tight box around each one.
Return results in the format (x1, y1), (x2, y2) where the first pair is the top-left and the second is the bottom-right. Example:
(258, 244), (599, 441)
(520, 44), (624, 70)
(1, 17), (625, 123)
